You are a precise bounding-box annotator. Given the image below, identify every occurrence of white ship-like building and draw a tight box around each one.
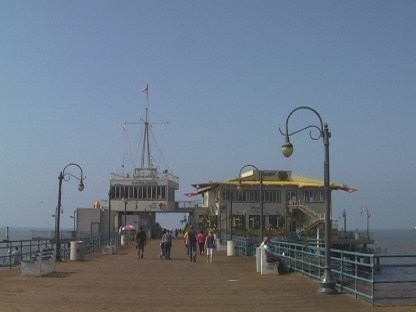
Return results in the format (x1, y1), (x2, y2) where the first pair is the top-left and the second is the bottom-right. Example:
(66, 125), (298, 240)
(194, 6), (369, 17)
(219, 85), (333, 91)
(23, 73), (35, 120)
(109, 86), (179, 233)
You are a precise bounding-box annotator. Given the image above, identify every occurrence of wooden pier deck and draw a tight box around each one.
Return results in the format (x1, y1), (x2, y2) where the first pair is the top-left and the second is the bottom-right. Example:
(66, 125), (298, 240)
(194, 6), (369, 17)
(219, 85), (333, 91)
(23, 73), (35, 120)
(0, 239), (415, 312)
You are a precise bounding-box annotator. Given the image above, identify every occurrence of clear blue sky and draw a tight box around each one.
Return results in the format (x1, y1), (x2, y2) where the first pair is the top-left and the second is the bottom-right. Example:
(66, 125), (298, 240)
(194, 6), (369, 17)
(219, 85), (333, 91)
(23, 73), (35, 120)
(1, 1), (415, 231)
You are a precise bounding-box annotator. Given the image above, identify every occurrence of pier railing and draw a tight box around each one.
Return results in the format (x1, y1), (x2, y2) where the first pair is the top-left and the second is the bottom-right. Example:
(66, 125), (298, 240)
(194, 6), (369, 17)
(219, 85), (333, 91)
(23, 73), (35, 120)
(231, 236), (416, 306)
(3, 234), (415, 306)
(1, 232), (120, 268)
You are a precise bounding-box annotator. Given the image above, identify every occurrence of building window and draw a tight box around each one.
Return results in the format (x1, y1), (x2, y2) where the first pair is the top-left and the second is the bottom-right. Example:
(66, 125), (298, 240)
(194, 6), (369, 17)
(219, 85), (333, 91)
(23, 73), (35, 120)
(249, 215), (260, 229)
(264, 190), (281, 203)
(161, 186), (166, 199)
(268, 215), (278, 229)
(151, 186), (156, 199)
(286, 190), (297, 204)
(233, 215), (246, 230)
(156, 186), (166, 200)
(222, 189), (280, 203)
(304, 190), (325, 203)
(222, 189), (237, 202)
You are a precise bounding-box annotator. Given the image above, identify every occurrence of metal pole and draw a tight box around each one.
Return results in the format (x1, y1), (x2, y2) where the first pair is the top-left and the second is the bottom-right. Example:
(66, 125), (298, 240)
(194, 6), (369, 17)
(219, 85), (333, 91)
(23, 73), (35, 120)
(55, 172), (63, 261)
(280, 106), (336, 294)
(238, 164), (263, 242)
(73, 210), (76, 232)
(320, 124), (336, 293)
(124, 200), (127, 227)
(259, 172), (264, 240)
(230, 191), (233, 240)
(108, 188), (112, 242)
(54, 163), (85, 261)
(343, 209), (346, 232)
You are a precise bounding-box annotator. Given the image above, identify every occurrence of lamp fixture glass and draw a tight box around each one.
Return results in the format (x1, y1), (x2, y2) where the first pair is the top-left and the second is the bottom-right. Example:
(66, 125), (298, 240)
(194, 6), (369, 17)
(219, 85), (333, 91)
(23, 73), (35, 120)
(281, 137), (294, 158)
(78, 180), (84, 192)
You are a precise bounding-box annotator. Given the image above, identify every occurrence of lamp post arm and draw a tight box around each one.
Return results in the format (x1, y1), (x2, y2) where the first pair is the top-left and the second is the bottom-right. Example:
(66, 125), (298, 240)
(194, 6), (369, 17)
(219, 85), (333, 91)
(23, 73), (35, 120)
(237, 164), (263, 241)
(238, 164), (260, 180)
(279, 124), (322, 140)
(62, 163), (86, 182)
(279, 106), (325, 141)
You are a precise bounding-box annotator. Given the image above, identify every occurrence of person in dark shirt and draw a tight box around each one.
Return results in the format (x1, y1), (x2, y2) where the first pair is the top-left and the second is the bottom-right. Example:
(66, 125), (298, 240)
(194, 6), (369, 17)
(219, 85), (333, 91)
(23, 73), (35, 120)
(135, 226), (147, 259)
(187, 226), (197, 262)
(204, 231), (216, 263)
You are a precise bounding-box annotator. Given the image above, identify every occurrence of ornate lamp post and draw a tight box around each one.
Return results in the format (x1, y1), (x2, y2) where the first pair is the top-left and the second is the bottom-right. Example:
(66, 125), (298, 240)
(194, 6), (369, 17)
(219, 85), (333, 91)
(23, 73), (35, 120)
(237, 164), (264, 241)
(55, 163), (85, 261)
(280, 106), (336, 294)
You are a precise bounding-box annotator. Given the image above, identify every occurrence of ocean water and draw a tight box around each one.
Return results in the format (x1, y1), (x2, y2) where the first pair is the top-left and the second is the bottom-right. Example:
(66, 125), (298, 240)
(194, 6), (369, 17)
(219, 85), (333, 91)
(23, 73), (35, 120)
(372, 228), (416, 254)
(0, 226), (53, 242)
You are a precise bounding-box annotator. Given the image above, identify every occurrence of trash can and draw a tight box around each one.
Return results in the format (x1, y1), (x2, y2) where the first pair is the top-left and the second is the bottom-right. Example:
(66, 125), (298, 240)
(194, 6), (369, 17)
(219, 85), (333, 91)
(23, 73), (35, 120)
(121, 235), (127, 246)
(227, 240), (236, 256)
(70, 241), (85, 261)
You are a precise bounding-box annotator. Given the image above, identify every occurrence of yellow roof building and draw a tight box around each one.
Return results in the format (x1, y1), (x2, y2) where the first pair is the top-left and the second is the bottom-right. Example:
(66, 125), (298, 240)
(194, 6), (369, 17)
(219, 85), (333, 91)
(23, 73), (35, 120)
(191, 169), (356, 239)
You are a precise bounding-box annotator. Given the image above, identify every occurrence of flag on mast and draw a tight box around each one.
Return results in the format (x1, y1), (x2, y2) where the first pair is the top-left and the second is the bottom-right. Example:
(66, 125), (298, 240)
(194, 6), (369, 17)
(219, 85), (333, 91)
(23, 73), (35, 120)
(142, 84), (148, 94)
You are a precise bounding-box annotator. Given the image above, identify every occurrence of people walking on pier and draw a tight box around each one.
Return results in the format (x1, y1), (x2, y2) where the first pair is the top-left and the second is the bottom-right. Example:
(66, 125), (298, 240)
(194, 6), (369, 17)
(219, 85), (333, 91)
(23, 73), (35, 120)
(197, 230), (205, 255)
(205, 231), (215, 263)
(161, 229), (172, 260)
(135, 226), (146, 259)
(160, 241), (165, 258)
(187, 226), (197, 262)
(183, 230), (189, 255)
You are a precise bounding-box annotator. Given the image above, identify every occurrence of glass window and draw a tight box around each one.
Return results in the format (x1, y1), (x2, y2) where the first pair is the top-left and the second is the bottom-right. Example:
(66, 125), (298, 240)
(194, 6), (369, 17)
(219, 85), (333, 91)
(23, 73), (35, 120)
(304, 190), (325, 203)
(233, 215), (246, 229)
(161, 186), (166, 199)
(249, 215), (260, 229)
(268, 215), (278, 229)
(264, 190), (280, 202)
(286, 191), (297, 204)
(151, 186), (157, 199)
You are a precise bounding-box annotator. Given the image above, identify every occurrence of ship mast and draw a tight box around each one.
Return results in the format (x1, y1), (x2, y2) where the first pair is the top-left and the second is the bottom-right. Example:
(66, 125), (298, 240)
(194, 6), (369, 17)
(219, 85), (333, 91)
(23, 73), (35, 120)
(140, 83), (153, 171)
(141, 106), (151, 169)
(122, 84), (172, 177)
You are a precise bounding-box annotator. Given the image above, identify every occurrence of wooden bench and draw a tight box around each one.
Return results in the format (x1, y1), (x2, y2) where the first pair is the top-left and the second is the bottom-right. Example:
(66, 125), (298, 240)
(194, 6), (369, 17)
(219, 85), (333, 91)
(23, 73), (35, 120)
(256, 246), (279, 275)
(21, 248), (56, 276)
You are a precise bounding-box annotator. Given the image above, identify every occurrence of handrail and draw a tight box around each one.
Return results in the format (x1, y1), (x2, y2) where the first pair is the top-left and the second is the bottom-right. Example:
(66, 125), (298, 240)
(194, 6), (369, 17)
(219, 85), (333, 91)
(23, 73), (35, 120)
(229, 235), (416, 306)
(1, 233), (120, 267)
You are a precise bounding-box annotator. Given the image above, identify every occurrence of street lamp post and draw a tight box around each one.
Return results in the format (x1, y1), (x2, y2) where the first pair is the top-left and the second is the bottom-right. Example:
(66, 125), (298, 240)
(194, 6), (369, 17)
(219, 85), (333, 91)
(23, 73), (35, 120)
(237, 164), (264, 241)
(123, 197), (128, 228)
(280, 106), (336, 294)
(361, 206), (370, 239)
(55, 163), (85, 261)
(70, 210), (76, 233)
(108, 188), (112, 242)
(229, 190), (233, 240)
(343, 209), (347, 233)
